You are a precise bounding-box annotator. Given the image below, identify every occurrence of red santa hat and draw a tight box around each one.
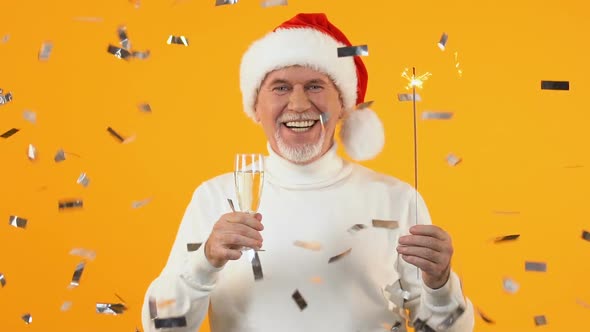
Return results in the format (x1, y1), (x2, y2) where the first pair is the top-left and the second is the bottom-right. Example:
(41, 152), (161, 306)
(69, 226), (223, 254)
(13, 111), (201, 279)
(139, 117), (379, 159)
(239, 13), (385, 161)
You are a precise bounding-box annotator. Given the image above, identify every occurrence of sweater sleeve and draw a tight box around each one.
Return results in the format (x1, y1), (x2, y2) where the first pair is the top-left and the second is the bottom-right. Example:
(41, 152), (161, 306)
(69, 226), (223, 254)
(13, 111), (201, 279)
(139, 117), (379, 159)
(397, 189), (475, 331)
(141, 184), (223, 332)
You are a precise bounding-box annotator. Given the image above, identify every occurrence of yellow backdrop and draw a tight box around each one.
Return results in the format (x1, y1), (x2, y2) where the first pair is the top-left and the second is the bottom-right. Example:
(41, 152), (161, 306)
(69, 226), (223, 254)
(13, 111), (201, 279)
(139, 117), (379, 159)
(1, 0), (589, 331)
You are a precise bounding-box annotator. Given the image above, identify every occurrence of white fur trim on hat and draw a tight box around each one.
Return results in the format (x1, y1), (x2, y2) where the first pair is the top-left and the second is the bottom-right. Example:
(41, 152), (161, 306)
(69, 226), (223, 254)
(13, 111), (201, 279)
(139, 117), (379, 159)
(339, 108), (385, 161)
(240, 28), (358, 121)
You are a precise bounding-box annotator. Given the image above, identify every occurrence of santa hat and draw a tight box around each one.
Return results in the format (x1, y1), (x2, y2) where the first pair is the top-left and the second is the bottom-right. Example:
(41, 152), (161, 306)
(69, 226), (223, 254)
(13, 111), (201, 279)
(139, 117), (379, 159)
(239, 13), (385, 161)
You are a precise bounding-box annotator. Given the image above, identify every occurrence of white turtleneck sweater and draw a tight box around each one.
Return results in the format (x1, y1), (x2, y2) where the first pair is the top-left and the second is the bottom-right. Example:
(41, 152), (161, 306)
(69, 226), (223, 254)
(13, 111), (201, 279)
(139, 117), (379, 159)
(142, 144), (474, 332)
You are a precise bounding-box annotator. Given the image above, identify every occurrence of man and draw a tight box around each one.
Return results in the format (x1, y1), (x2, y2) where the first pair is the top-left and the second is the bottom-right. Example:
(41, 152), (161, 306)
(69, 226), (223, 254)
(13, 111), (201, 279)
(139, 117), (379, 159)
(142, 13), (474, 332)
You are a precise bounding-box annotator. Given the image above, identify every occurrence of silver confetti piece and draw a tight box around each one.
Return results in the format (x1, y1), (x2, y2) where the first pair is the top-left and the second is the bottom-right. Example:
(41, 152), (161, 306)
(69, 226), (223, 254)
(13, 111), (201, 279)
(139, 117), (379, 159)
(475, 307), (495, 324)
(132, 50), (150, 60)
(347, 224), (367, 233)
(132, 198), (152, 209)
(328, 248), (352, 263)
(1, 128), (19, 138)
(107, 45), (132, 60)
(138, 103), (152, 112)
(397, 93), (422, 102)
(372, 219), (399, 229)
(502, 277), (519, 293)
(77, 172), (90, 187)
(446, 153), (462, 166)
(154, 316), (187, 328)
(9, 215), (27, 229)
(59, 199), (83, 210)
(96, 303), (127, 315)
(148, 296), (157, 319)
(422, 111), (453, 120)
(534, 315), (547, 326)
(494, 234), (520, 243)
(437, 306), (465, 330)
(252, 251), (263, 281)
(69, 248), (96, 261)
(23, 110), (37, 124)
(541, 81), (569, 91)
(186, 243), (202, 252)
(227, 198), (236, 212)
(118, 26), (131, 50)
(582, 230), (590, 242)
(260, 0), (287, 7)
(293, 240), (322, 251)
(0, 273), (6, 287)
(107, 126), (125, 142)
(413, 318), (435, 332)
(69, 261), (86, 288)
(525, 261), (547, 272)
(27, 144), (37, 161)
(54, 149), (66, 162)
(319, 112), (330, 131)
(355, 100), (374, 110)
(166, 35), (189, 46)
(292, 289), (307, 310)
(38, 42), (53, 61)
(438, 33), (448, 51)
(22, 313), (32, 324)
(0, 91), (13, 105)
(337, 45), (368, 57)
(215, 0), (238, 6)
(61, 301), (72, 311)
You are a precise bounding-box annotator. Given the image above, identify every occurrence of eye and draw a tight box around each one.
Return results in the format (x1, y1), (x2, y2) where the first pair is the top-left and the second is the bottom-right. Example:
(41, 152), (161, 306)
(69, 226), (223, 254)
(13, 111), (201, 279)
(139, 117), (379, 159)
(272, 85), (290, 92)
(306, 85), (323, 91)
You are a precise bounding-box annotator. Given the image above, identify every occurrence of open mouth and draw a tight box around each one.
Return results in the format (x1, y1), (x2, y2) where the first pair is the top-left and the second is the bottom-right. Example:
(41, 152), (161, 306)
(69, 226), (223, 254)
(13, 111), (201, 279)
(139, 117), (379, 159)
(282, 120), (319, 132)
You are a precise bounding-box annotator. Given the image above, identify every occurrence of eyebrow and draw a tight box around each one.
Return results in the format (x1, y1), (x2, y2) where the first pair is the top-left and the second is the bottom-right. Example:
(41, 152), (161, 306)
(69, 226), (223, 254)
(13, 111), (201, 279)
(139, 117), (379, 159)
(265, 78), (329, 86)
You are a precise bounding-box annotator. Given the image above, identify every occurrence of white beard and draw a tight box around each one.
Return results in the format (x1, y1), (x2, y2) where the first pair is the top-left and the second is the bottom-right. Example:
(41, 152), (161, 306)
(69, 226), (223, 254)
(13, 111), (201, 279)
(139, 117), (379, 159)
(274, 128), (325, 164)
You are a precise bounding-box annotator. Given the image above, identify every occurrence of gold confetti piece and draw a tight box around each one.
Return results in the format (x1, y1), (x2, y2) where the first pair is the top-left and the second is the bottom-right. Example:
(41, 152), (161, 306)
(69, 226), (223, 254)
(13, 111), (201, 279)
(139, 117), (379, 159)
(328, 248), (352, 263)
(138, 103), (152, 112)
(54, 149), (66, 162)
(60, 301), (72, 311)
(59, 199), (83, 210)
(107, 45), (132, 60)
(118, 26), (131, 50)
(310, 276), (323, 284)
(534, 315), (547, 326)
(475, 307), (495, 324)
(402, 68), (432, 90)
(582, 230), (590, 242)
(76, 172), (90, 187)
(132, 198), (152, 209)
(215, 0), (238, 6)
(27, 144), (37, 161)
(9, 215), (27, 229)
(96, 303), (127, 315)
(494, 234), (520, 243)
(397, 93), (421, 102)
(0, 273), (6, 287)
(73, 16), (104, 22)
(107, 126), (125, 142)
(576, 299), (590, 309)
(355, 100), (374, 110)
(148, 296), (157, 319)
(347, 224), (367, 233)
(69, 261), (86, 288)
(438, 32), (448, 51)
(260, 0), (287, 7)
(541, 80), (569, 91)
(413, 318), (435, 332)
(38, 41), (53, 61)
(293, 240), (322, 251)
(22, 313), (32, 324)
(502, 277), (519, 293)
(525, 261), (547, 272)
(0, 90), (13, 105)
(446, 153), (462, 166)
(155, 317), (187, 328)
(69, 248), (96, 261)
(421, 111), (453, 120)
(454, 51), (463, 77)
(227, 198), (236, 212)
(251, 251), (263, 281)
(337, 45), (368, 57)
(372, 219), (399, 229)
(292, 289), (307, 310)
(23, 110), (37, 124)
(437, 306), (465, 330)
(186, 243), (202, 252)
(157, 299), (176, 309)
(1, 128), (19, 138)
(167, 35), (189, 46)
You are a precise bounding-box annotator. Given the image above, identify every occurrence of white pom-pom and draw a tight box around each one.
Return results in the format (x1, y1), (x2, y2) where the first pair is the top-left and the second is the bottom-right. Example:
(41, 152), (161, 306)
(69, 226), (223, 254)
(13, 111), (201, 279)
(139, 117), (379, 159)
(339, 108), (385, 161)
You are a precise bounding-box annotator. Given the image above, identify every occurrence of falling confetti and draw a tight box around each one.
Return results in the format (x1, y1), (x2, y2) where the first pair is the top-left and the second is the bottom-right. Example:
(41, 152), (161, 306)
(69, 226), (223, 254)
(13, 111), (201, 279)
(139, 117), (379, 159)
(157, 299), (176, 310)
(186, 243), (202, 252)
(154, 316), (187, 328)
(582, 230), (590, 242)
(372, 219), (399, 229)
(148, 297), (157, 319)
(76, 172), (90, 187)
(414, 318), (436, 332)
(0, 273), (6, 287)
(215, 0), (238, 6)
(167, 35), (189, 46)
(502, 277), (519, 294)
(132, 50), (150, 60)
(494, 234), (520, 243)
(293, 240), (322, 251)
(337, 45), (368, 57)
(291, 289), (307, 310)
(310, 276), (323, 284)
(438, 32), (448, 51)
(355, 100), (374, 110)
(328, 248), (352, 263)
(1, 128), (19, 138)
(138, 103), (152, 113)
(534, 315), (547, 326)
(347, 224), (367, 233)
(397, 93), (421, 102)
(73, 16), (104, 22)
(69, 248), (96, 261)
(96, 303), (127, 315)
(61, 301), (73, 311)
(0, 89), (13, 105)
(21, 313), (32, 324)
(54, 149), (66, 162)
(132, 198), (152, 209)
(319, 112), (330, 131)
(38, 41), (53, 61)
(261, 0), (287, 7)
(59, 199), (83, 210)
(525, 261), (547, 272)
(476, 307), (495, 324)
(541, 81), (569, 91)
(23, 110), (37, 124)
(402, 68), (432, 90)
(251, 251), (263, 281)
(69, 261), (86, 288)
(9, 215), (27, 229)
(437, 306), (465, 330)
(27, 144), (37, 161)
(422, 111), (453, 120)
(118, 26), (131, 50)
(107, 45), (132, 60)
(577, 299), (590, 309)
(446, 153), (462, 166)
(107, 127), (126, 142)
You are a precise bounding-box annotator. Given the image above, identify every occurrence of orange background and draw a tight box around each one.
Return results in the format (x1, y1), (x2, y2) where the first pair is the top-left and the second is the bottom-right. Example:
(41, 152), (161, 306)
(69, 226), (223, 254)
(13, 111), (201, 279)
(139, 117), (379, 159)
(1, 0), (589, 331)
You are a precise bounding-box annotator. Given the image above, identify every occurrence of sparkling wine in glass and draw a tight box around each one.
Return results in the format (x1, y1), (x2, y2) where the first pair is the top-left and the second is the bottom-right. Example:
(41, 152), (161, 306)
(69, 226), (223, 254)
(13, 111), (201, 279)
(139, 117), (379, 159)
(234, 154), (264, 214)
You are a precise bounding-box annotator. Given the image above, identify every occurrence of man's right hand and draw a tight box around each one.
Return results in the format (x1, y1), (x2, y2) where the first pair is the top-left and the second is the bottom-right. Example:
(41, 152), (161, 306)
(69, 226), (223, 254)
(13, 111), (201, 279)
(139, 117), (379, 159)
(204, 212), (264, 268)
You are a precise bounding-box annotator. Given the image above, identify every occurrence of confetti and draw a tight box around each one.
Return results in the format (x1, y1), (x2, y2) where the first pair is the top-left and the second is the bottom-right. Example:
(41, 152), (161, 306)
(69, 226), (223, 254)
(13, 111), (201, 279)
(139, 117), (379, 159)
(132, 50), (150, 60)
(107, 127), (126, 142)
(129, 0), (141, 8)
(155, 317), (187, 328)
(0, 273), (6, 287)
(437, 33), (448, 51)
(347, 224), (367, 233)
(157, 299), (176, 309)
(114, 293), (128, 305)
(525, 261), (547, 272)
(215, 0), (238, 6)
(386, 321), (403, 331)
(138, 103), (152, 113)
(261, 0), (287, 7)
(422, 111), (453, 120)
(186, 243), (202, 252)
(437, 306), (465, 330)
(293, 240), (322, 251)
(132, 198), (152, 209)
(541, 81), (569, 91)
(38, 41), (53, 61)
(96, 303), (127, 315)
(69, 261), (86, 288)
(494, 234), (520, 243)
(251, 251), (263, 281)
(59, 199), (83, 210)
(534, 315), (547, 326)
(454, 52), (463, 77)
(148, 296), (157, 319)
(23, 110), (37, 124)
(61, 301), (72, 311)
(413, 318), (436, 332)
(328, 248), (352, 263)
(227, 198), (236, 212)
(576, 299), (590, 309)
(118, 26), (131, 50)
(372, 219), (399, 229)
(22, 313), (32, 324)
(319, 112), (330, 131)
(355, 100), (374, 110)
(9, 215), (27, 229)
(582, 230), (590, 242)
(76, 172), (90, 187)
(107, 45), (132, 60)
(54, 149), (66, 162)
(446, 153), (462, 166)
(1, 128), (19, 138)
(476, 307), (495, 324)
(292, 289), (307, 310)
(69, 248), (97, 261)
(402, 68), (432, 90)
(73, 16), (104, 22)
(337, 45), (368, 57)
(397, 93), (421, 102)
(0, 90), (13, 105)
(502, 277), (519, 294)
(310, 276), (323, 284)
(27, 144), (37, 161)
(167, 35), (189, 46)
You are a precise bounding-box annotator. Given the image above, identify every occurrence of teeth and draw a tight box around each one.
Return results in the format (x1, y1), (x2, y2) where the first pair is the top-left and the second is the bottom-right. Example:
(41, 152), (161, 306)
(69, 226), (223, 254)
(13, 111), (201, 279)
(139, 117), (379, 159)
(285, 120), (316, 128)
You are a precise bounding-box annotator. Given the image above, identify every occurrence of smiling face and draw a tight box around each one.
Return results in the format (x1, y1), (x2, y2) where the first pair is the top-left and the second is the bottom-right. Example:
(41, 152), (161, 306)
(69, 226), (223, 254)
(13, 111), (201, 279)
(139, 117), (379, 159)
(254, 66), (344, 164)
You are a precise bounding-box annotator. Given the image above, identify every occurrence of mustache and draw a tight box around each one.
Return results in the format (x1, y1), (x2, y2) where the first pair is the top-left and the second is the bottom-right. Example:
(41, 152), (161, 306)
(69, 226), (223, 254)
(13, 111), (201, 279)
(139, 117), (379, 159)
(276, 112), (320, 123)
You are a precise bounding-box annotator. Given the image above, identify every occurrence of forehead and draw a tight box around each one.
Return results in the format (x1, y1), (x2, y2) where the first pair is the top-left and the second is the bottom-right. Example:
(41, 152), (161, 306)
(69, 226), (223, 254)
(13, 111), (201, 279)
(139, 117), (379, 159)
(262, 66), (333, 85)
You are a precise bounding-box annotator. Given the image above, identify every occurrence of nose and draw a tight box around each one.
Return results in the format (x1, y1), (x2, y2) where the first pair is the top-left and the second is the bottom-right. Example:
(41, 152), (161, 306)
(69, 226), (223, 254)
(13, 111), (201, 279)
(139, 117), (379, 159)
(288, 85), (312, 112)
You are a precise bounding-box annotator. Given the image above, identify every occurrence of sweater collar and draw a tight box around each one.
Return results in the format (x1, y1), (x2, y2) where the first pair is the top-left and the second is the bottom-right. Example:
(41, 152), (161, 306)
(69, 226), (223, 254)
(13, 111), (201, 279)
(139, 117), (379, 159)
(264, 142), (352, 190)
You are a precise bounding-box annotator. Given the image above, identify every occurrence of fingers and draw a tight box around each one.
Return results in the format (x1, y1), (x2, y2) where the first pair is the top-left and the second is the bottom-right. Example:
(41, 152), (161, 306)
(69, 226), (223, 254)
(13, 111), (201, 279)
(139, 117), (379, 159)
(408, 224), (448, 241)
(400, 254), (450, 279)
(224, 212), (264, 231)
(396, 245), (443, 264)
(218, 232), (263, 250)
(207, 245), (243, 262)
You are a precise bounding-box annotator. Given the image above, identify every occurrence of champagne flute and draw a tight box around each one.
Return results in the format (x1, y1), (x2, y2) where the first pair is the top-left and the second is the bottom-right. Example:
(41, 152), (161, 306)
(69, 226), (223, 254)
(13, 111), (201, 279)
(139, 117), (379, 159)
(234, 154), (264, 214)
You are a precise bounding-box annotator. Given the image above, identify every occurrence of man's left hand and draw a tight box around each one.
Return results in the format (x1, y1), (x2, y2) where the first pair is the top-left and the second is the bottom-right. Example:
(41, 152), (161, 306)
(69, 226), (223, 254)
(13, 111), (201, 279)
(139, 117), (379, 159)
(396, 225), (453, 289)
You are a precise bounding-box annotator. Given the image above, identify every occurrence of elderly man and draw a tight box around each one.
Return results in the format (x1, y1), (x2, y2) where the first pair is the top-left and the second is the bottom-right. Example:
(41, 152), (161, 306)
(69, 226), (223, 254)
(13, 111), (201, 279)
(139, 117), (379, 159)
(142, 13), (474, 332)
